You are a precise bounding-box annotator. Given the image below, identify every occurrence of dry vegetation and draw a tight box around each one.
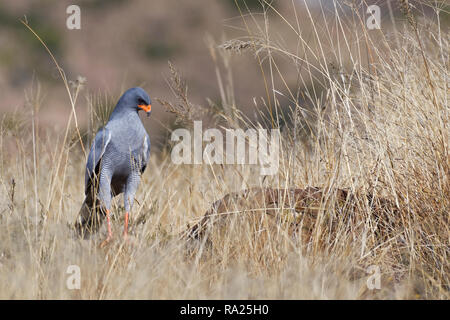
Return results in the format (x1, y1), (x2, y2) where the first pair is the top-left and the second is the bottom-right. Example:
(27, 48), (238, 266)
(0, 1), (448, 299)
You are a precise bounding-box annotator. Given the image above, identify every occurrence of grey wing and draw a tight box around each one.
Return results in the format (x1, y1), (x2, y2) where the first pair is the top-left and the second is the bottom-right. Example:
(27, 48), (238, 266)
(85, 127), (112, 194)
(141, 133), (151, 173)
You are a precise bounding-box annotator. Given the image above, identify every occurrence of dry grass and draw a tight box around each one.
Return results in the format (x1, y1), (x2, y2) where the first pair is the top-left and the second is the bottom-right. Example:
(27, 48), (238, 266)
(0, 1), (448, 299)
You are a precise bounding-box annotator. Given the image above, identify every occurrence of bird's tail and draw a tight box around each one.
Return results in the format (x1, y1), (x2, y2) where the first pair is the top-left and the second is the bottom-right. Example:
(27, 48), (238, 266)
(75, 192), (106, 239)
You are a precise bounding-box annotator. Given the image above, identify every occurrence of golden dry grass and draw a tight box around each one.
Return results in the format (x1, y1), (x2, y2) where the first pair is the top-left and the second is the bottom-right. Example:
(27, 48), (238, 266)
(0, 1), (448, 299)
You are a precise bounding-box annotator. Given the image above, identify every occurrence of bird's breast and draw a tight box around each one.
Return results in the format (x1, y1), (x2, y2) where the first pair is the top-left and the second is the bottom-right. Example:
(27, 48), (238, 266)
(104, 138), (146, 173)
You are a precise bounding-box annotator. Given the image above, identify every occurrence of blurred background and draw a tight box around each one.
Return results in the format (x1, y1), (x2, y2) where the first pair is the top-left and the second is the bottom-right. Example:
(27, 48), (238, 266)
(0, 0), (447, 150)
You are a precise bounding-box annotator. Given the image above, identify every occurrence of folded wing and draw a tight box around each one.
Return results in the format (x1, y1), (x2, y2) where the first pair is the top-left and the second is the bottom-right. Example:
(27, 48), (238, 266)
(140, 133), (151, 174)
(85, 127), (112, 194)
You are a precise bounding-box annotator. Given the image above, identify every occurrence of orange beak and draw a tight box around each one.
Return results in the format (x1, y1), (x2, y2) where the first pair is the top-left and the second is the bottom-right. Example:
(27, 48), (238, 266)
(138, 104), (152, 113)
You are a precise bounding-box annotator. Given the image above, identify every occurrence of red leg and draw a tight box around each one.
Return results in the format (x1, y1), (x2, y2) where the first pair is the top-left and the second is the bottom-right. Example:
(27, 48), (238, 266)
(123, 212), (129, 240)
(100, 209), (113, 247)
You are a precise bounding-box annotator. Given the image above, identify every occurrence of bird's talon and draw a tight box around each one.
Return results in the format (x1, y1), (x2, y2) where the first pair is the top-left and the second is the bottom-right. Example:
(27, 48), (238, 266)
(100, 236), (112, 248)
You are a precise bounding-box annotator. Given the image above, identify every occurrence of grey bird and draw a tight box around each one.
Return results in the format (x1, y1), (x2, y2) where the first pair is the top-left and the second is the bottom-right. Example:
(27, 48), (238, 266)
(75, 87), (152, 245)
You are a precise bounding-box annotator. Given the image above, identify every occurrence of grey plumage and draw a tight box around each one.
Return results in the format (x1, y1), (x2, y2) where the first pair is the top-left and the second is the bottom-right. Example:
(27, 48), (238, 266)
(76, 87), (151, 238)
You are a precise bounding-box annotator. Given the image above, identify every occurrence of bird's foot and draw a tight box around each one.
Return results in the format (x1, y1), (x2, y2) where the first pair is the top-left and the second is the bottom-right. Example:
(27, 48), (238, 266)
(100, 236), (113, 248)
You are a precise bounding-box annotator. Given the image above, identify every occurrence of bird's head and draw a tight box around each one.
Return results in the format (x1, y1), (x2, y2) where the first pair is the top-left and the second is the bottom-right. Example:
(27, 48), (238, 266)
(116, 87), (152, 117)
